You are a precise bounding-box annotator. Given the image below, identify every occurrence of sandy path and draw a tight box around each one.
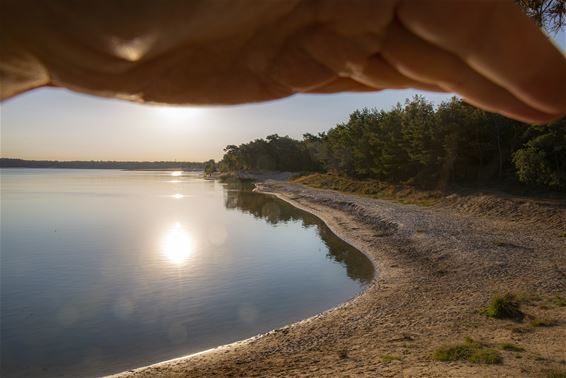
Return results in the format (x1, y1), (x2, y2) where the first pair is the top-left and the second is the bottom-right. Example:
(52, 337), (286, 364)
(112, 182), (565, 377)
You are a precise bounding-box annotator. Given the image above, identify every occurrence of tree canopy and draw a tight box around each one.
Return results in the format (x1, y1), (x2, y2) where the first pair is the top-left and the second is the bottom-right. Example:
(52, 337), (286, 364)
(219, 97), (565, 191)
(517, 0), (566, 33)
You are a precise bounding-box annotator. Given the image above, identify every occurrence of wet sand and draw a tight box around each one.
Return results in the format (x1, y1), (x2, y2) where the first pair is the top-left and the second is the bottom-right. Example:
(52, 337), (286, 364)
(111, 182), (565, 377)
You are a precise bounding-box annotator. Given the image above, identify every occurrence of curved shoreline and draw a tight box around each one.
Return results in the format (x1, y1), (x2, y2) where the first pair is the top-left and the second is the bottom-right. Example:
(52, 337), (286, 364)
(112, 182), (565, 377)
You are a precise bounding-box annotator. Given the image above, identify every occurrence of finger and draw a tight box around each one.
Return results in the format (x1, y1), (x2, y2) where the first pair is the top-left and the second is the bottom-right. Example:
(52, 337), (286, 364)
(397, 0), (566, 116)
(119, 46), (291, 105)
(268, 39), (338, 92)
(306, 77), (378, 93)
(381, 22), (559, 124)
(0, 32), (50, 100)
(302, 27), (381, 78)
(301, 26), (445, 93)
(355, 54), (447, 92)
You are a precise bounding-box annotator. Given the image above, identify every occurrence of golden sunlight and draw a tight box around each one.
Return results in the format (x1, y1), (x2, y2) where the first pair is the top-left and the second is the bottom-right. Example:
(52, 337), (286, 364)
(161, 222), (193, 265)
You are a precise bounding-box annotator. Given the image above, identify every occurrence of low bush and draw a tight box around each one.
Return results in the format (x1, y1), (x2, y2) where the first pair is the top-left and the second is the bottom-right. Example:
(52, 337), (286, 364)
(433, 337), (502, 364)
(500, 343), (525, 352)
(482, 293), (524, 320)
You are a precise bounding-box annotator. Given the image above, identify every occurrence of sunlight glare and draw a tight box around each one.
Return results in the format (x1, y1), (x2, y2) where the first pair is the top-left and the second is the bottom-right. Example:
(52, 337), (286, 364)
(161, 222), (193, 265)
(171, 193), (184, 199)
(171, 171), (182, 177)
(151, 106), (204, 125)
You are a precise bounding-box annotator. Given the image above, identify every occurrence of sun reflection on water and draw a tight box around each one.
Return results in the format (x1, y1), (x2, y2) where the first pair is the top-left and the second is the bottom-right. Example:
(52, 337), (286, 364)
(170, 171), (182, 177)
(161, 222), (193, 265)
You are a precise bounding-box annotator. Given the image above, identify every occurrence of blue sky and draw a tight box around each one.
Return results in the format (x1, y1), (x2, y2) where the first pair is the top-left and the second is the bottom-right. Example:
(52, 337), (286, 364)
(1, 30), (564, 162)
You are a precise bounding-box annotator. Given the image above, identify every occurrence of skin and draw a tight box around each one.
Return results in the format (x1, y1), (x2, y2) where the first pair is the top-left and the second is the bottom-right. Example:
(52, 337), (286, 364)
(1, 0), (565, 124)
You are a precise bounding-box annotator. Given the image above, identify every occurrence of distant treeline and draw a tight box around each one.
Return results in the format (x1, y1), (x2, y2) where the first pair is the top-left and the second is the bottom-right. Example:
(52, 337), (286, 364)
(215, 96), (565, 191)
(0, 158), (204, 170)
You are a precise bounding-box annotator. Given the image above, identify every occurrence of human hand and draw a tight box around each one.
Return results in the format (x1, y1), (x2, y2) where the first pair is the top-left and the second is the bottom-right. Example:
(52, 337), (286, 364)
(1, 0), (565, 124)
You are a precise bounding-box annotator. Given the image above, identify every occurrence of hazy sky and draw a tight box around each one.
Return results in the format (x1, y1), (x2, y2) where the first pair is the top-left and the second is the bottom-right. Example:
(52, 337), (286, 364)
(1, 31), (564, 162)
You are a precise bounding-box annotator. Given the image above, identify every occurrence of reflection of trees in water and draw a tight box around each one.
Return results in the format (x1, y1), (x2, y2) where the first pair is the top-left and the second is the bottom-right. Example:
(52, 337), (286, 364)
(223, 184), (374, 285)
(315, 226), (374, 285)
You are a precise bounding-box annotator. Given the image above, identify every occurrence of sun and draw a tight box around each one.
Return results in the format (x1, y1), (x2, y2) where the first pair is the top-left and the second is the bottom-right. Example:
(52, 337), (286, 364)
(151, 106), (204, 123)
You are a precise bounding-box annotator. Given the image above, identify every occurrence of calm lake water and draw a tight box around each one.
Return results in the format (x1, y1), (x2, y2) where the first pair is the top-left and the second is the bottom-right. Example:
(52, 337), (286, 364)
(0, 169), (373, 377)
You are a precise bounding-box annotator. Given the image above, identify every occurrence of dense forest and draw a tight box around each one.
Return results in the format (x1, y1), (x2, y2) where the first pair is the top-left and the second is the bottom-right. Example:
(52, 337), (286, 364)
(0, 159), (204, 170)
(216, 97), (565, 191)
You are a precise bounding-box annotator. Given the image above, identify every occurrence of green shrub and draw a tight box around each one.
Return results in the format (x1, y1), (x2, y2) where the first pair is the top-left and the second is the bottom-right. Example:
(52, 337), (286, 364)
(468, 348), (502, 364)
(500, 343), (525, 352)
(482, 293), (524, 320)
(513, 148), (557, 188)
(433, 338), (502, 364)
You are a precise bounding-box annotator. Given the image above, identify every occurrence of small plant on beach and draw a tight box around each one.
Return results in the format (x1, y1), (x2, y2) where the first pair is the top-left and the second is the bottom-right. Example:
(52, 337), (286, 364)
(500, 343), (525, 352)
(381, 354), (402, 363)
(482, 293), (524, 320)
(433, 337), (502, 364)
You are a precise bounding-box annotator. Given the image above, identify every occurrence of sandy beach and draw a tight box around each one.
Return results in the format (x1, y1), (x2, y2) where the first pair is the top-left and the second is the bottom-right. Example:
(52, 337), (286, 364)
(112, 181), (565, 377)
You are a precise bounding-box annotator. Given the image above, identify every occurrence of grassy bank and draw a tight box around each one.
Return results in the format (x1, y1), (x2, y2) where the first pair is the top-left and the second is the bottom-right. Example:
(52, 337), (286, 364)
(292, 173), (442, 207)
(292, 173), (566, 232)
